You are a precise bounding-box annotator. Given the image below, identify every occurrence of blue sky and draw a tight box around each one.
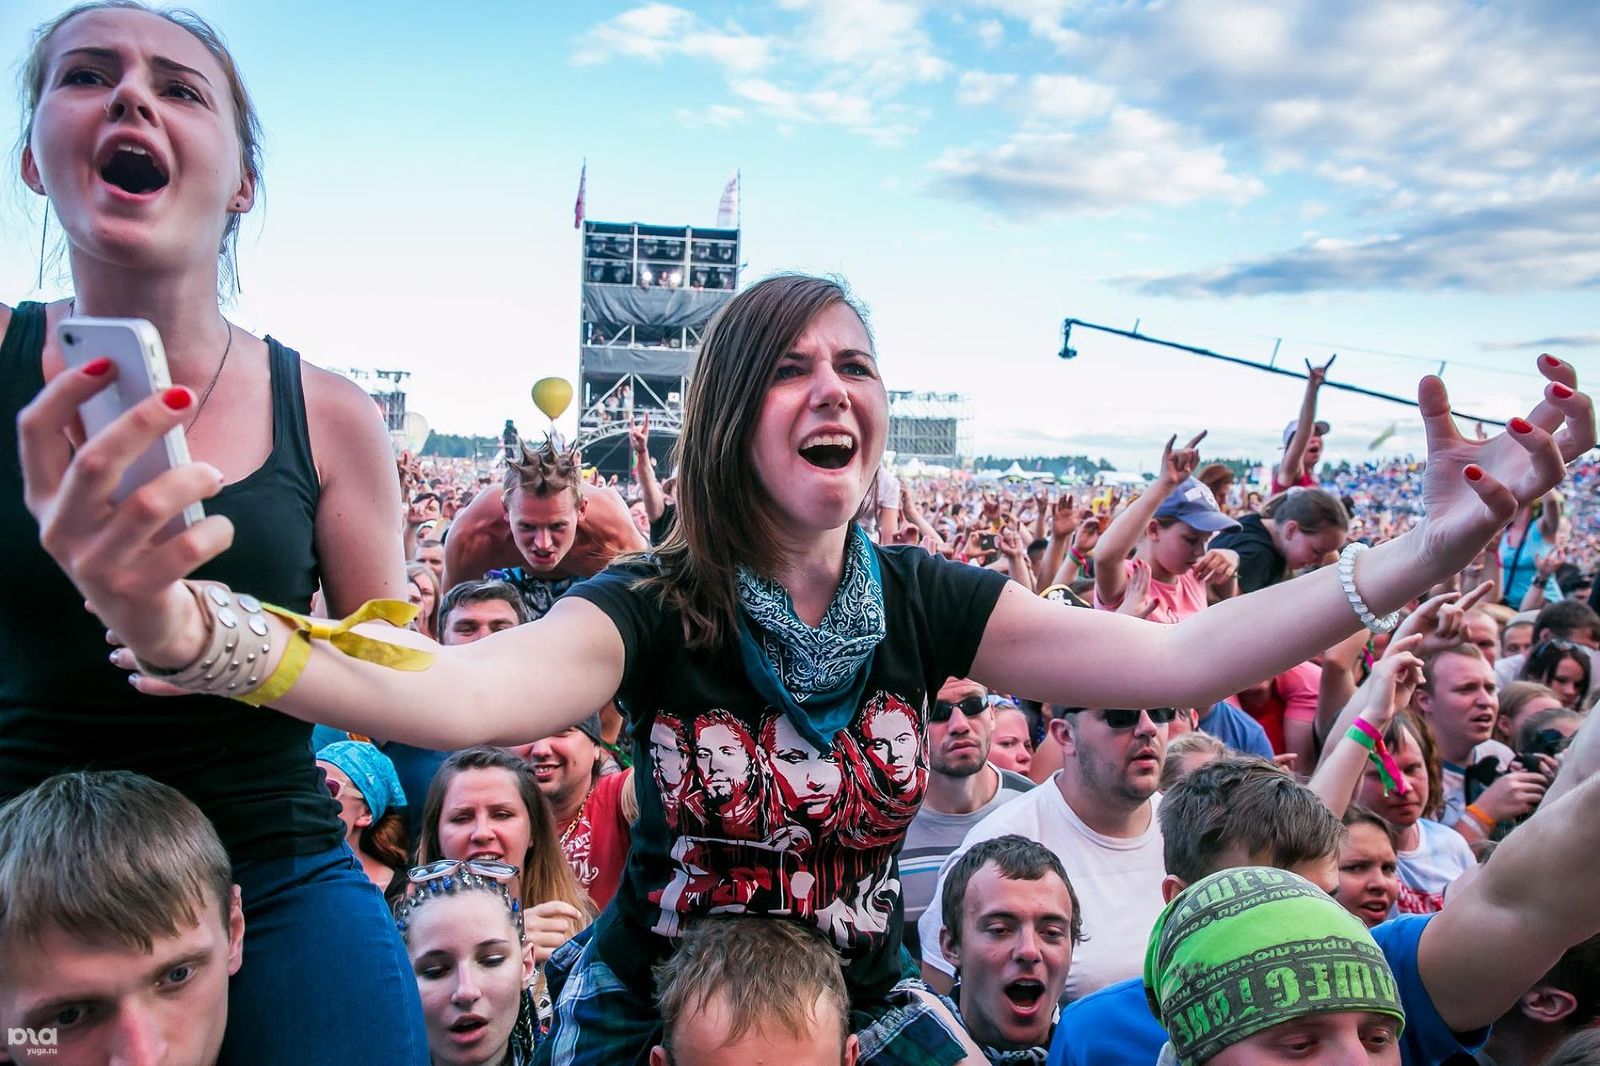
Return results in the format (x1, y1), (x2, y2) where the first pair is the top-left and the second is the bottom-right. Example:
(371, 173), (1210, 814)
(3, 0), (1596, 471)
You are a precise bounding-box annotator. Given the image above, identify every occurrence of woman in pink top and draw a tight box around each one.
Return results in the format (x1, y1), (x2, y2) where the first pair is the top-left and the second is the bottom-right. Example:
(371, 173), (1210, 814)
(1092, 433), (1242, 624)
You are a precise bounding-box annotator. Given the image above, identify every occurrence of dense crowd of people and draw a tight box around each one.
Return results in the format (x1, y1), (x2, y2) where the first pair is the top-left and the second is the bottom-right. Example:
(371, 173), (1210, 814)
(3, 6), (1600, 1066)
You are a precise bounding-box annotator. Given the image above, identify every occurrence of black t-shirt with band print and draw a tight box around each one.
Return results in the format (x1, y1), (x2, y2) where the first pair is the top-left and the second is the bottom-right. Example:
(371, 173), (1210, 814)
(565, 544), (1006, 1004)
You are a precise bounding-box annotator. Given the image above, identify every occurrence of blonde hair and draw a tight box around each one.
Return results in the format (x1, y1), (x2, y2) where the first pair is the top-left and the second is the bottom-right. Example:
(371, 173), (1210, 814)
(655, 917), (849, 1055)
(0, 771), (231, 953)
(502, 438), (581, 507)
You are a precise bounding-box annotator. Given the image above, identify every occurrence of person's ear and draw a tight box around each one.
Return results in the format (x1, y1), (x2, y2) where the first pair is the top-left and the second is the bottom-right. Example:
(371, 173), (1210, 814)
(226, 884), (246, 976)
(354, 806), (374, 830)
(844, 1033), (860, 1066)
(1415, 686), (1434, 716)
(939, 926), (961, 972)
(228, 167), (256, 215)
(1050, 716), (1076, 757)
(1519, 984), (1578, 1024)
(521, 936), (537, 989)
(21, 146), (46, 195)
(1146, 519), (1161, 541)
(1281, 519), (1300, 540)
(1161, 875), (1188, 904)
(649, 1046), (669, 1066)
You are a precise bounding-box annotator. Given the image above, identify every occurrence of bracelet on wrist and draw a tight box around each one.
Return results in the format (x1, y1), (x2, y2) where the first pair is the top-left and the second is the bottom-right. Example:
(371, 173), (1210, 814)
(1338, 543), (1401, 634)
(1464, 803), (1497, 834)
(1346, 719), (1408, 795)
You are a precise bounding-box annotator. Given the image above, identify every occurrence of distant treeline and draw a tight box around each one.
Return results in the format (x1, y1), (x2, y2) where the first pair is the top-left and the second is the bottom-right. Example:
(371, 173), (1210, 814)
(421, 433), (498, 458)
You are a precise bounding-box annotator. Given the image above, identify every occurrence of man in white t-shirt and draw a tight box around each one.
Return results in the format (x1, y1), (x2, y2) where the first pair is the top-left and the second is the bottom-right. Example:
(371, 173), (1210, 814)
(919, 703), (1170, 1003)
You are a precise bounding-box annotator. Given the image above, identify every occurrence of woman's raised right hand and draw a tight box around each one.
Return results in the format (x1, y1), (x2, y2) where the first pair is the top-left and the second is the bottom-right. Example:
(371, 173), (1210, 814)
(18, 360), (233, 669)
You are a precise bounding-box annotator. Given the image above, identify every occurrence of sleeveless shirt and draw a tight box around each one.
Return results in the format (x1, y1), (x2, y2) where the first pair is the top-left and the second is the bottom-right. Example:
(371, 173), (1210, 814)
(0, 302), (343, 859)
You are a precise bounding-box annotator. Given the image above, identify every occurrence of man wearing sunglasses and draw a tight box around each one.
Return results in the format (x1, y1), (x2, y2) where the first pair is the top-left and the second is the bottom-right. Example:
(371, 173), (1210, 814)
(900, 679), (1035, 958)
(920, 703), (1172, 1004)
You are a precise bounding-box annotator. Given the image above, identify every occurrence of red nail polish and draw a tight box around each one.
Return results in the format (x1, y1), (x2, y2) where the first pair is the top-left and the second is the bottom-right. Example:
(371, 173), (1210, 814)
(81, 356), (111, 376)
(1509, 417), (1532, 433)
(1465, 466), (1483, 482)
(1543, 354), (1561, 368)
(1552, 383), (1575, 399)
(162, 387), (194, 410)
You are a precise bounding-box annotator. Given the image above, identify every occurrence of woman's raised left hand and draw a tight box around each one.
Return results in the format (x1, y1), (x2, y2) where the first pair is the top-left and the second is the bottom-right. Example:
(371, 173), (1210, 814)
(1414, 356), (1594, 575)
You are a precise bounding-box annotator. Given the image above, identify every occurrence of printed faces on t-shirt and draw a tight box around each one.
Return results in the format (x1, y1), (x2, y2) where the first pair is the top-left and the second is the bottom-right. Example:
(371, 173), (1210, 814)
(644, 692), (928, 954)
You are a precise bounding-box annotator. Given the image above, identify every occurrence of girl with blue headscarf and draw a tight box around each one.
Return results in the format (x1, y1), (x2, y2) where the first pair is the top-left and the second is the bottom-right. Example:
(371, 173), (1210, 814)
(317, 740), (411, 896)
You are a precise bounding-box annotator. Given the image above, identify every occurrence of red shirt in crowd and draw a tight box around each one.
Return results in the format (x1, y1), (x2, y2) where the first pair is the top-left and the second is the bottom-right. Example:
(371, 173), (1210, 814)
(557, 769), (631, 911)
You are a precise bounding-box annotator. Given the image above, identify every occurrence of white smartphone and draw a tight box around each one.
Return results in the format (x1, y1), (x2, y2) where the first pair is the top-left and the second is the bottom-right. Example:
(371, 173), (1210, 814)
(57, 316), (205, 534)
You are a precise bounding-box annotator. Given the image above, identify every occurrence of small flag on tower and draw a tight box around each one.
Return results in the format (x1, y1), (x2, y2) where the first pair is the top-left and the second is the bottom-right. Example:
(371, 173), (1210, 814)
(716, 170), (739, 227)
(573, 160), (587, 230)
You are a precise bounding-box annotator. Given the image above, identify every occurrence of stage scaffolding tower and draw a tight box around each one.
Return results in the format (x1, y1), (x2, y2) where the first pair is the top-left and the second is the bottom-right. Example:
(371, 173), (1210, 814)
(886, 390), (969, 467)
(575, 220), (740, 475)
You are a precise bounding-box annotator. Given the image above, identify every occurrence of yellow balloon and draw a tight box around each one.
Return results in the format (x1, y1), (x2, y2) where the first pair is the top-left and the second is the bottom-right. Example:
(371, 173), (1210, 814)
(532, 377), (573, 420)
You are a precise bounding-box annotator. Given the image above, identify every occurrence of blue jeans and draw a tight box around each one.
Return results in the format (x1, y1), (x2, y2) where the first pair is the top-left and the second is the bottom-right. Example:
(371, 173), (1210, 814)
(222, 844), (427, 1065)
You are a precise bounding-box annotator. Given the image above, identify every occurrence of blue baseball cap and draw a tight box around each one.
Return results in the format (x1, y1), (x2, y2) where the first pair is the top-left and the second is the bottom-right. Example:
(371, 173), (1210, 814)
(1155, 477), (1241, 534)
(316, 741), (408, 822)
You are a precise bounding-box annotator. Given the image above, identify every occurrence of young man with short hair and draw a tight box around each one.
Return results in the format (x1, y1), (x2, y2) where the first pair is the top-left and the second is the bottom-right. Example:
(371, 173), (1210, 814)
(921, 704), (1169, 1003)
(520, 711), (632, 910)
(901, 678), (1033, 955)
(650, 916), (858, 1066)
(0, 771), (244, 1066)
(437, 578), (529, 645)
(938, 835), (1080, 1062)
(1414, 644), (1547, 840)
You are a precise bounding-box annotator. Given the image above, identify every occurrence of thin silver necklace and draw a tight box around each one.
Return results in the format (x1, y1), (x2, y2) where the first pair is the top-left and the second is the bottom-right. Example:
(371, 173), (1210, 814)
(70, 299), (233, 431)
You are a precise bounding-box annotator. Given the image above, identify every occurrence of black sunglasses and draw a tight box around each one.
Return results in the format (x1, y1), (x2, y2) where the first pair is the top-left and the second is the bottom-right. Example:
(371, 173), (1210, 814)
(929, 696), (989, 724)
(1071, 708), (1179, 730)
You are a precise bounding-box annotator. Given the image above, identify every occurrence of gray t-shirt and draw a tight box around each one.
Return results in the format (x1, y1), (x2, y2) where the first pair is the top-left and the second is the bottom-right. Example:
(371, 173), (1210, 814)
(899, 765), (1034, 958)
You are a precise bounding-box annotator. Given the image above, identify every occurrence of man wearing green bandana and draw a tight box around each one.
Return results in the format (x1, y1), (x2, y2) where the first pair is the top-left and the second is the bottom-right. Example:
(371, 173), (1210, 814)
(1145, 866), (1407, 1064)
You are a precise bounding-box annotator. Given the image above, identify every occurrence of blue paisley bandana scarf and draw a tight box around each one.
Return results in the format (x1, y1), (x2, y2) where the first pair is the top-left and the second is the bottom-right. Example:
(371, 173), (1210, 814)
(735, 524), (886, 750)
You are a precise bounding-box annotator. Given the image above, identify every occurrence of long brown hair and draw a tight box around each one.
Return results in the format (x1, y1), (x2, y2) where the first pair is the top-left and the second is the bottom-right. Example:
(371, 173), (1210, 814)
(417, 746), (595, 921)
(639, 273), (872, 650)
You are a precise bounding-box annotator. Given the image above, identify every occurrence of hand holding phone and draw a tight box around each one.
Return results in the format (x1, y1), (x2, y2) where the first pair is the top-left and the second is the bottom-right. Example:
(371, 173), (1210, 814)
(58, 317), (205, 536)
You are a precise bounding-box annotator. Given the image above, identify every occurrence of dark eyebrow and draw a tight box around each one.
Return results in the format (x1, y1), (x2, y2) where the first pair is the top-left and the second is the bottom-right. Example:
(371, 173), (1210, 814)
(57, 46), (211, 86)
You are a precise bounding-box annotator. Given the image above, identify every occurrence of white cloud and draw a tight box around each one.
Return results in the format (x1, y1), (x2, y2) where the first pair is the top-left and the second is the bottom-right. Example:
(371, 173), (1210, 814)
(1026, 74), (1114, 124)
(930, 106), (1266, 215)
(956, 71), (1016, 107)
(674, 104), (748, 127)
(780, 0), (950, 90)
(573, 4), (770, 74)
(977, 19), (1005, 47)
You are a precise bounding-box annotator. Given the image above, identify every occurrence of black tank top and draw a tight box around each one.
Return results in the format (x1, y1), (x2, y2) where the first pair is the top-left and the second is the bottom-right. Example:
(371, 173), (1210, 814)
(0, 302), (343, 860)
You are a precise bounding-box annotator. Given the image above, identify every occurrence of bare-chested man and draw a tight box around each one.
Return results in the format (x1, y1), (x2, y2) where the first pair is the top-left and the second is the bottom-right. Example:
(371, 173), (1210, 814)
(443, 439), (646, 618)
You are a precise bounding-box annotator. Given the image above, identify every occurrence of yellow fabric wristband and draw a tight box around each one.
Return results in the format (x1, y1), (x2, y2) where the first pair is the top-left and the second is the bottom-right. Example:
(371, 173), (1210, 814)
(237, 599), (435, 707)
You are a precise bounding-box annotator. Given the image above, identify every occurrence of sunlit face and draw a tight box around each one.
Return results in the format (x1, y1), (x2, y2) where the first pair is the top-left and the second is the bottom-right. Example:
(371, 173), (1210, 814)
(1545, 656), (1588, 710)
(316, 759), (371, 839)
(1417, 652), (1497, 760)
(23, 9), (252, 274)
(1280, 522), (1345, 570)
(1463, 614), (1499, 665)
(768, 714), (844, 824)
(1502, 622), (1533, 659)
(1206, 1011), (1401, 1064)
(0, 889), (243, 1066)
(408, 577), (437, 637)
(437, 769), (531, 874)
(407, 891), (534, 1066)
(750, 302), (887, 542)
(943, 865), (1075, 1053)
(1056, 710), (1168, 806)
(1149, 520), (1210, 578)
(524, 728), (600, 813)
(1358, 728), (1427, 831)
(989, 708), (1033, 777)
(929, 678), (992, 778)
(696, 722), (753, 804)
(864, 707), (920, 790)
(1338, 823), (1400, 929)
(441, 599), (521, 645)
(417, 543), (445, 580)
(503, 488), (583, 575)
